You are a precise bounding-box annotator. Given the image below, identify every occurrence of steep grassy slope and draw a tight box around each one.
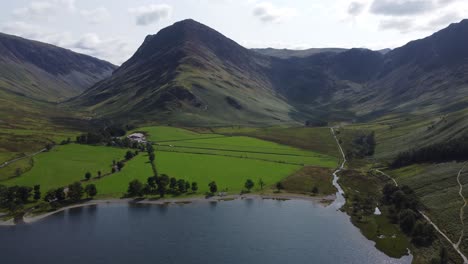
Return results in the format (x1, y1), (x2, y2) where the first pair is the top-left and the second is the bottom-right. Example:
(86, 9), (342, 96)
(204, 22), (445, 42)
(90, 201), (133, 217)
(252, 47), (347, 58)
(71, 19), (468, 126)
(0, 32), (116, 101)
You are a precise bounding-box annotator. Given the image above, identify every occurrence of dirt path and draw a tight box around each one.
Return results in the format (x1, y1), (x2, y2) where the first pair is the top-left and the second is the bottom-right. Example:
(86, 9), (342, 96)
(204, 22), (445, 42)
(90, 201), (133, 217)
(375, 168), (468, 263)
(456, 163), (468, 248)
(375, 169), (398, 186)
(0, 148), (47, 169)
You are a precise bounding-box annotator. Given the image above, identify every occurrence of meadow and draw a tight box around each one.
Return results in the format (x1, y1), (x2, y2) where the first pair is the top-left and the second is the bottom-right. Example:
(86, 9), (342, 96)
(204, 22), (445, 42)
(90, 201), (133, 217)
(1, 126), (340, 198)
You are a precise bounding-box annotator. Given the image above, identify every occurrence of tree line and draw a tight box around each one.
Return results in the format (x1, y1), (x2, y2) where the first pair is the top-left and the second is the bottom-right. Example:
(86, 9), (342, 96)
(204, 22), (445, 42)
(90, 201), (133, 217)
(391, 135), (468, 168)
(344, 131), (376, 159)
(0, 184), (41, 211)
(381, 183), (436, 247)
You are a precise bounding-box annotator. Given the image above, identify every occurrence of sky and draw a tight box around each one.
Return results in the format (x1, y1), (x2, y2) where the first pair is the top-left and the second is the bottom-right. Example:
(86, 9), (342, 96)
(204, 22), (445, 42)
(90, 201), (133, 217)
(1, 0), (467, 65)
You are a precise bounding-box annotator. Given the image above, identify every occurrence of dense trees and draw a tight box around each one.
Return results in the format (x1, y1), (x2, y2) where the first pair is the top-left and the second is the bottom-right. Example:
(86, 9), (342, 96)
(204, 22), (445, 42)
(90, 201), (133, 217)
(347, 132), (376, 159)
(128, 175), (198, 197)
(156, 174), (170, 197)
(125, 150), (135, 160)
(391, 135), (468, 168)
(33, 185), (41, 201)
(127, 180), (144, 197)
(0, 185), (32, 211)
(85, 184), (97, 198)
(68, 182), (84, 202)
(381, 183), (435, 246)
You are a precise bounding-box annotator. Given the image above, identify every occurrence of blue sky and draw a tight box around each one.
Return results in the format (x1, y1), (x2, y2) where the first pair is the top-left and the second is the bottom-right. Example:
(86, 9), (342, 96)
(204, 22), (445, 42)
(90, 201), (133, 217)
(1, 0), (466, 65)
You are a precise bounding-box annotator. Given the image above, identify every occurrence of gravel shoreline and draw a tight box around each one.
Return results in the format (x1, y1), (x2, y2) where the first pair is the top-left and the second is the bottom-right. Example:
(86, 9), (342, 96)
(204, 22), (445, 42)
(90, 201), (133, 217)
(13, 193), (335, 225)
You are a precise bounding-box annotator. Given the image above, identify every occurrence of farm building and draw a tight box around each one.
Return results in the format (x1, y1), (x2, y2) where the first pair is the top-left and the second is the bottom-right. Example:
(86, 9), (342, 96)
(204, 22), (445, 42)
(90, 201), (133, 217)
(127, 133), (146, 143)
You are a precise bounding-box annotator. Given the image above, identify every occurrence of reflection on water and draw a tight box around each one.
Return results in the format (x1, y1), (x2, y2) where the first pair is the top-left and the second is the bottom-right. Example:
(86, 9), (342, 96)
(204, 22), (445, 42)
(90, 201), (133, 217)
(0, 199), (412, 264)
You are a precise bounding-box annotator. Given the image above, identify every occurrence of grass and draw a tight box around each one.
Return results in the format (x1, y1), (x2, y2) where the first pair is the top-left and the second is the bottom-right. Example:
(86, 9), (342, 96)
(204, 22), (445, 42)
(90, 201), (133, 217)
(133, 126), (222, 142)
(338, 169), (411, 258)
(281, 166), (336, 196)
(156, 136), (338, 167)
(2, 144), (127, 192)
(217, 126), (341, 157)
(93, 154), (154, 198)
(156, 151), (301, 194)
(2, 126), (339, 199)
(385, 162), (466, 244)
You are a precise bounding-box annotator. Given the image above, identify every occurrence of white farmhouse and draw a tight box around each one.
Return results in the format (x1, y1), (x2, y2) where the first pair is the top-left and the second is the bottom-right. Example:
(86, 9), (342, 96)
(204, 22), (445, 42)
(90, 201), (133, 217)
(127, 133), (146, 143)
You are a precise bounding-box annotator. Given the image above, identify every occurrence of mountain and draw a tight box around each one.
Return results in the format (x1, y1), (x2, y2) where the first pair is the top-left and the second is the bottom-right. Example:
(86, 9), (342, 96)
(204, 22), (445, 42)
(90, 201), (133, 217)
(252, 48), (347, 59)
(72, 18), (468, 127)
(350, 19), (468, 117)
(0, 32), (116, 102)
(72, 19), (295, 125)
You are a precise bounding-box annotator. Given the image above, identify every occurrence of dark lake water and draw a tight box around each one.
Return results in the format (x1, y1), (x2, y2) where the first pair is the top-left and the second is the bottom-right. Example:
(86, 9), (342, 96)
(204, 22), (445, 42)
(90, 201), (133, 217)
(0, 199), (411, 264)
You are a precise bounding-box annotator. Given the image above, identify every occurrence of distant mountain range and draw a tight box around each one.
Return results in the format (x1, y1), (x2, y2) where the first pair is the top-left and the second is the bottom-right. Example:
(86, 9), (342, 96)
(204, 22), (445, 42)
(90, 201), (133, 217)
(2, 19), (468, 127)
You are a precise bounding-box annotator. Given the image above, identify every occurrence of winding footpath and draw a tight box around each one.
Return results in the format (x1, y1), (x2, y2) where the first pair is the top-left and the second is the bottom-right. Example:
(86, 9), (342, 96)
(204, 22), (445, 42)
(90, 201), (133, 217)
(0, 148), (46, 169)
(330, 127), (347, 208)
(375, 167), (468, 263)
(456, 163), (468, 248)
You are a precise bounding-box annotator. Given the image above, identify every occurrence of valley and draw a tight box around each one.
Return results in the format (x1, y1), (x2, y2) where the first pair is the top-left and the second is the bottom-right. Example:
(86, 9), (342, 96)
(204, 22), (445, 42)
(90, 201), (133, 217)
(1, 16), (468, 264)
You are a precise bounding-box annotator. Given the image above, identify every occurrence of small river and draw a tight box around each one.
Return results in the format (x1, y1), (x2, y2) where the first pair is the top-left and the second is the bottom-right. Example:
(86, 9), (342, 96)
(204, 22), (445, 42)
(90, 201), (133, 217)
(0, 198), (411, 264)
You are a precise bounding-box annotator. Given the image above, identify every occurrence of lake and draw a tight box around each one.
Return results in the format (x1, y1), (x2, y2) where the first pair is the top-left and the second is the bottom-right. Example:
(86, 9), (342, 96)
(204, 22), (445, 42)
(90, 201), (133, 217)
(0, 198), (411, 264)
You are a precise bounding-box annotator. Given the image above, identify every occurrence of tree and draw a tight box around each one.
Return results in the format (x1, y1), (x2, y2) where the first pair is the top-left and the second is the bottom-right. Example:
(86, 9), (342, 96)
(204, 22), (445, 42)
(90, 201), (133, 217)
(55, 187), (66, 201)
(245, 179), (254, 192)
(97, 171), (102, 178)
(191, 182), (198, 193)
(127, 180), (143, 197)
(185, 181), (190, 192)
(17, 186), (33, 203)
(156, 174), (170, 197)
(33, 185), (41, 201)
(177, 179), (186, 193)
(147, 176), (157, 190)
(399, 209), (417, 234)
(125, 150), (135, 160)
(149, 152), (155, 163)
(117, 161), (125, 171)
(146, 143), (154, 153)
(276, 182), (284, 192)
(258, 178), (265, 190)
(111, 167), (116, 174)
(169, 177), (177, 191)
(68, 182), (84, 202)
(85, 172), (92, 181)
(44, 190), (56, 202)
(209, 181), (218, 194)
(312, 186), (319, 195)
(85, 184), (97, 198)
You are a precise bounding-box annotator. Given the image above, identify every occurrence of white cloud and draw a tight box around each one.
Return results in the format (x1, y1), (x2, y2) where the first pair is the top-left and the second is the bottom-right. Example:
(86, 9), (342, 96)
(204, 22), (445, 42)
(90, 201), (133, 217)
(12, 0), (75, 21)
(252, 2), (297, 23)
(378, 18), (414, 33)
(80, 7), (111, 24)
(348, 2), (367, 16)
(129, 4), (172, 26)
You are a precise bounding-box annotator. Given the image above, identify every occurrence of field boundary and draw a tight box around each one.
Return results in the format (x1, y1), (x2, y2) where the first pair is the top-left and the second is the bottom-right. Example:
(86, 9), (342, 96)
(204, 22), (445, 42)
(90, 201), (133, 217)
(0, 148), (46, 169)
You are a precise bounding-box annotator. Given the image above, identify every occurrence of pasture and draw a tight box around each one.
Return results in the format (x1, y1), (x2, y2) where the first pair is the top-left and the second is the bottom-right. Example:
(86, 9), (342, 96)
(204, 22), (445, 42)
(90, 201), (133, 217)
(1, 126), (340, 198)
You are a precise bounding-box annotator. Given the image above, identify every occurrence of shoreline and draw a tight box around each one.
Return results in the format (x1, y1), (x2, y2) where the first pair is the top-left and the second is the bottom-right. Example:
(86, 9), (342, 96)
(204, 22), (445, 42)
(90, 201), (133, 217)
(10, 192), (336, 225)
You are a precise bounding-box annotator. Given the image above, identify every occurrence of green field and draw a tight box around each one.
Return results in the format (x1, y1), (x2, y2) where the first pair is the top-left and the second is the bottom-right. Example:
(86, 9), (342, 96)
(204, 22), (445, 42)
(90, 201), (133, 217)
(3, 144), (127, 191)
(1, 126), (340, 198)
